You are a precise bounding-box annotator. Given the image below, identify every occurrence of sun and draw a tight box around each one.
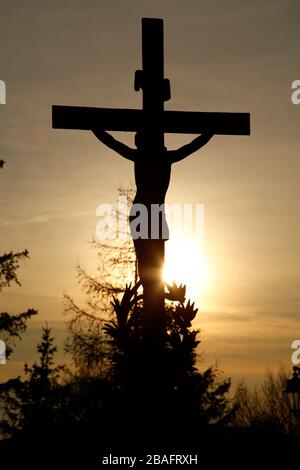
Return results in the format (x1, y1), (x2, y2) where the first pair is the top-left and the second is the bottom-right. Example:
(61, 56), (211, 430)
(163, 234), (209, 301)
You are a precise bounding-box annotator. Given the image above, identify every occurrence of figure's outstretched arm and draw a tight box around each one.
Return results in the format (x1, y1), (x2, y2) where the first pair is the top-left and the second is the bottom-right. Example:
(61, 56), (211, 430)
(92, 129), (136, 162)
(168, 132), (214, 163)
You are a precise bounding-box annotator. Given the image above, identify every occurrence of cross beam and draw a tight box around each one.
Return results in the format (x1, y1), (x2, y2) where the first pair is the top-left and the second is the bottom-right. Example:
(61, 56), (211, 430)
(52, 18), (250, 136)
(52, 105), (250, 135)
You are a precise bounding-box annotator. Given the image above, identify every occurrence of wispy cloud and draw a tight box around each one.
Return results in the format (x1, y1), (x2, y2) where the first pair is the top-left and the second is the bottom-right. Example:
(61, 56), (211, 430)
(0, 210), (94, 228)
(202, 311), (255, 323)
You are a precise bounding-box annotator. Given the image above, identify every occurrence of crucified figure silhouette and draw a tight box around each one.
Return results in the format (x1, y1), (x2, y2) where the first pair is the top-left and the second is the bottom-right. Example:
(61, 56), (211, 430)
(92, 129), (213, 311)
(53, 18), (250, 339)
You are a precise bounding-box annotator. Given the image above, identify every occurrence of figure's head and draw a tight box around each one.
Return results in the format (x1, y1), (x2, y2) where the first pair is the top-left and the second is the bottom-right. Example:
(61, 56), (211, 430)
(135, 131), (167, 152)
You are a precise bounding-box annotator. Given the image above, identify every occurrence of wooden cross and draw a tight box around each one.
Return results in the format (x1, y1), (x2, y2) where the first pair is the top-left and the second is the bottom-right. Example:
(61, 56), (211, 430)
(52, 18), (250, 338)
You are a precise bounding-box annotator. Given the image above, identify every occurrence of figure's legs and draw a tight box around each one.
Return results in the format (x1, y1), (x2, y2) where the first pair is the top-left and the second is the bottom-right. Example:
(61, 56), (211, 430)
(130, 203), (168, 338)
(132, 237), (166, 337)
(133, 238), (164, 285)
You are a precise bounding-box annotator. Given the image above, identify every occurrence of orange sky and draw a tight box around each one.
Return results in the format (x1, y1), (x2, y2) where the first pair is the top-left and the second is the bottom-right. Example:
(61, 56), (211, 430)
(0, 0), (300, 386)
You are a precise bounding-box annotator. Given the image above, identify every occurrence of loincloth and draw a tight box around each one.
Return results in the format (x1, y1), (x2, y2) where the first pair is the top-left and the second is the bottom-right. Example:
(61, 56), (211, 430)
(129, 202), (169, 241)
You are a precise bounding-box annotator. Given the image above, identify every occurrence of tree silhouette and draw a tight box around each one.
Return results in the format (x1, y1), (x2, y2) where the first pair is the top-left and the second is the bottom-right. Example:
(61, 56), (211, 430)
(0, 161), (36, 359)
(0, 325), (65, 438)
(64, 186), (137, 374)
(233, 367), (294, 433)
(102, 280), (235, 445)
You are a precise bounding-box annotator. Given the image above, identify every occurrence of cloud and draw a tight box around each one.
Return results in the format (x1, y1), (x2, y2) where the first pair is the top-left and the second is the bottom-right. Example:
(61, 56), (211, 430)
(0, 210), (94, 228)
(202, 311), (255, 323)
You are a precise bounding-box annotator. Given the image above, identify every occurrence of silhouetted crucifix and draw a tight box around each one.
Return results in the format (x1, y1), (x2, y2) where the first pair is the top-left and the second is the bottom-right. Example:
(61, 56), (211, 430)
(52, 18), (250, 338)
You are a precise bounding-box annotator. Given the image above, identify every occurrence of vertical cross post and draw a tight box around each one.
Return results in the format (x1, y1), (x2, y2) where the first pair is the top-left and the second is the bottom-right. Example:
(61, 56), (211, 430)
(142, 18), (165, 149)
(137, 19), (167, 339)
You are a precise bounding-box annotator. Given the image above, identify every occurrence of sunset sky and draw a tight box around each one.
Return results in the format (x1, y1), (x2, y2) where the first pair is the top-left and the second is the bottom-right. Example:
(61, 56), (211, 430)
(1, 0), (299, 386)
